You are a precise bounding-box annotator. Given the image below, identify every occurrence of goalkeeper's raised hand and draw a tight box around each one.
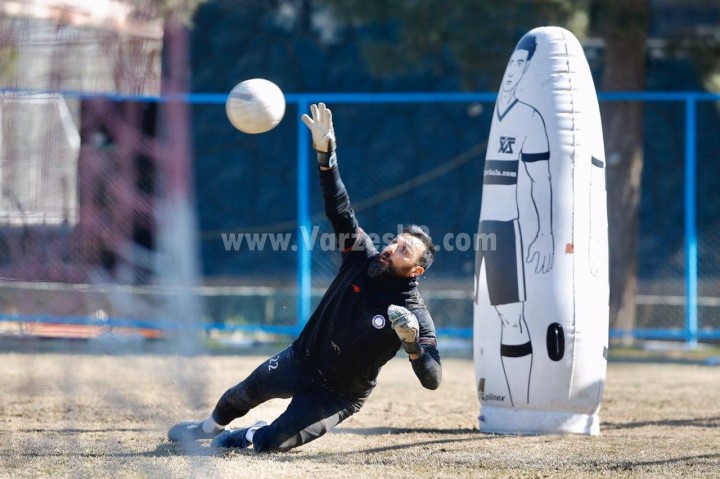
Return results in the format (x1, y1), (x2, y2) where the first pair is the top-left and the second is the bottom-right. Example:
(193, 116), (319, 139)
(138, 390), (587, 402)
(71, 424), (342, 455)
(301, 102), (336, 168)
(388, 304), (423, 356)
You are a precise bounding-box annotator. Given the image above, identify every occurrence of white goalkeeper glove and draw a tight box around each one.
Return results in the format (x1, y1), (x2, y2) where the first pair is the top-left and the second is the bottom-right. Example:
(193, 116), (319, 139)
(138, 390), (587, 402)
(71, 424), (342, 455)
(301, 102), (337, 168)
(388, 304), (423, 355)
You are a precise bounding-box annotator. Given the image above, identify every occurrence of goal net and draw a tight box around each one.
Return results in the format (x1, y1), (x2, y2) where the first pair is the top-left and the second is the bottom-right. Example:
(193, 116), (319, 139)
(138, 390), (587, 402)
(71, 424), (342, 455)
(0, 0), (202, 344)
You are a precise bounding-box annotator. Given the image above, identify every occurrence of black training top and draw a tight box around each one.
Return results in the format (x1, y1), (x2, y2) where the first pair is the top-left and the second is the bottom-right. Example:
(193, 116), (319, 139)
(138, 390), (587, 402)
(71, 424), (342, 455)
(291, 165), (442, 397)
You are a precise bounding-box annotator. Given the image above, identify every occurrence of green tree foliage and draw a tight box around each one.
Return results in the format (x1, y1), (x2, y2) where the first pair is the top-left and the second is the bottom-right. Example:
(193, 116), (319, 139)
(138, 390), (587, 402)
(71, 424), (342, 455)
(319, 0), (585, 89)
(662, 0), (720, 92)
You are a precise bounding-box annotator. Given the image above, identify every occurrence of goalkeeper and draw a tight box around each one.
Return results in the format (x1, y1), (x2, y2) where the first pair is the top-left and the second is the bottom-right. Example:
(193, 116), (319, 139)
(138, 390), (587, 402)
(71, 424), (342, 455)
(168, 103), (442, 453)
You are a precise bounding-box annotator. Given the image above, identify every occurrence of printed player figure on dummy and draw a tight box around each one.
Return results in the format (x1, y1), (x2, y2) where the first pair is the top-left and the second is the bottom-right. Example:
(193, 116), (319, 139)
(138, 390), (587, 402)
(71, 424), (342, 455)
(474, 34), (554, 407)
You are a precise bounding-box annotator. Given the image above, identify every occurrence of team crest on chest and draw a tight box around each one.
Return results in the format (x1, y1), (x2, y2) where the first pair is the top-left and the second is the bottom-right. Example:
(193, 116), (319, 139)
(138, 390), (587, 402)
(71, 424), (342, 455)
(371, 315), (386, 329)
(499, 136), (516, 154)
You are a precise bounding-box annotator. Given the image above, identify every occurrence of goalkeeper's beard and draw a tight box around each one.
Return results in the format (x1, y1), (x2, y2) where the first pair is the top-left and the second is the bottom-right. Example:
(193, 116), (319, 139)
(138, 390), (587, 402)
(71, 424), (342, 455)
(368, 253), (410, 279)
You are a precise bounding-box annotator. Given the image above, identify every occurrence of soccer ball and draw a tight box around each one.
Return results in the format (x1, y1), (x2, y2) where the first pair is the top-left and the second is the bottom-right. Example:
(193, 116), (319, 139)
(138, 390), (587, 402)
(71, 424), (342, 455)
(225, 79), (286, 134)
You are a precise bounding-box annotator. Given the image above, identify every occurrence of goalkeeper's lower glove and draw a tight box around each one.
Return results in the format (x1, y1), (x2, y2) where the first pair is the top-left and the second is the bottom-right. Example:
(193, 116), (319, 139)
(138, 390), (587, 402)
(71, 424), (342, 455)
(388, 304), (424, 356)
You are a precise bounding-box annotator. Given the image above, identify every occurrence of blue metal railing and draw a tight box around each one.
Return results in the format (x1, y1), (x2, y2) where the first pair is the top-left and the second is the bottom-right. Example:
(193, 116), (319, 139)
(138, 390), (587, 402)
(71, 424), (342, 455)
(2, 88), (719, 344)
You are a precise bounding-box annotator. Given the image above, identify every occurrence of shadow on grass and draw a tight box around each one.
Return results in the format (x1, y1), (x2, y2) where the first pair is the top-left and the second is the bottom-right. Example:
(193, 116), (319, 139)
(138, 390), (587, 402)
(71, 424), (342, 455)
(0, 441), (222, 459)
(144, 428), (487, 459)
(608, 453), (720, 471)
(331, 426), (477, 436)
(603, 415), (720, 430)
(320, 435), (491, 456)
(132, 428), (491, 460)
(10, 427), (147, 433)
(238, 427), (500, 462)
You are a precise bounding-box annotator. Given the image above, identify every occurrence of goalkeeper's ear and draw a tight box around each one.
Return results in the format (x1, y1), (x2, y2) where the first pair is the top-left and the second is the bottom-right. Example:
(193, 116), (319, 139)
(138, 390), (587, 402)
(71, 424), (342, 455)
(410, 265), (424, 278)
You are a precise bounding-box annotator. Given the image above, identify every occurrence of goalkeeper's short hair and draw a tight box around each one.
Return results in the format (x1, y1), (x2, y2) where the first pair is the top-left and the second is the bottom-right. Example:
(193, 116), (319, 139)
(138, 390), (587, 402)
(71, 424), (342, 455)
(402, 224), (436, 270)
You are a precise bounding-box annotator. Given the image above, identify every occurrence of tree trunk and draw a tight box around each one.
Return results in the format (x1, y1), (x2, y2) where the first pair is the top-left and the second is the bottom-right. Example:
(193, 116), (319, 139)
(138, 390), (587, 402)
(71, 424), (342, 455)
(595, 0), (650, 343)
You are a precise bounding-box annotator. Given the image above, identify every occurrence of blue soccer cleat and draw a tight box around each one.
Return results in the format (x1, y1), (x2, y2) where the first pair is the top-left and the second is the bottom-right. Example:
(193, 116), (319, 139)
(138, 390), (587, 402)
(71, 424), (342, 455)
(168, 420), (223, 443)
(211, 420), (268, 449)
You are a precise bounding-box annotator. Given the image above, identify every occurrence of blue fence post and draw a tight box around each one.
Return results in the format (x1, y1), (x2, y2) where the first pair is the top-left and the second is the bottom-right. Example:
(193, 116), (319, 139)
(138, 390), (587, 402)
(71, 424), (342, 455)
(296, 97), (312, 334)
(684, 95), (698, 347)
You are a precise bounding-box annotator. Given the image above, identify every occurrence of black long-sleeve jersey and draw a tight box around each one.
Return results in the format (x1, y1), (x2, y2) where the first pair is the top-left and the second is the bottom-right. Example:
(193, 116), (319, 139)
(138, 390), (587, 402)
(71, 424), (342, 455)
(291, 165), (442, 398)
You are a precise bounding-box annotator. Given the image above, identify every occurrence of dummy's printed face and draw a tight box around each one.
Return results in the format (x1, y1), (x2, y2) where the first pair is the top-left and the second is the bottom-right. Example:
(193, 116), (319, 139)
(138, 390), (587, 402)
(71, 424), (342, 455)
(502, 49), (530, 93)
(369, 234), (426, 278)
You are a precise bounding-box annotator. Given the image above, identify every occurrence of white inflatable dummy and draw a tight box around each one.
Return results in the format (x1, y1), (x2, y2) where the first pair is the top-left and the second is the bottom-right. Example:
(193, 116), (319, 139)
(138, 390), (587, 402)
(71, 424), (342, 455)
(473, 26), (609, 435)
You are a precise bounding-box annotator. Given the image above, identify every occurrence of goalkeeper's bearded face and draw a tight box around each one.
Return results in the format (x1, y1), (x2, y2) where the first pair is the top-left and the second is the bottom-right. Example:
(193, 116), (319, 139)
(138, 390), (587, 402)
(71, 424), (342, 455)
(368, 234), (426, 279)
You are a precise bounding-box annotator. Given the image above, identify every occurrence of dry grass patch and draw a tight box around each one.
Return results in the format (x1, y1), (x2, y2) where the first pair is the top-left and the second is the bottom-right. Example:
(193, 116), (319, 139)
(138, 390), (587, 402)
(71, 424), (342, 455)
(1, 342), (718, 478)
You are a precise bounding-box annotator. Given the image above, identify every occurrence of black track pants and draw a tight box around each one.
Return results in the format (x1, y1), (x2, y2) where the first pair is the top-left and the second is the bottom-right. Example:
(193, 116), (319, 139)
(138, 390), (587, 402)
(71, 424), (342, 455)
(211, 347), (365, 452)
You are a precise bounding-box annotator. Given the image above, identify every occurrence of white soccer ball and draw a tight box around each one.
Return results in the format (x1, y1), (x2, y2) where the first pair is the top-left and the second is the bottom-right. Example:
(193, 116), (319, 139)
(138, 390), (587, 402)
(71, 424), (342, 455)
(225, 78), (286, 134)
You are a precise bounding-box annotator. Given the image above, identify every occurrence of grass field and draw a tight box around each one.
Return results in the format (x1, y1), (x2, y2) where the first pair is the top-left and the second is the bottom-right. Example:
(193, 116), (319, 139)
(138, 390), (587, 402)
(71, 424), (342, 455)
(1, 339), (719, 478)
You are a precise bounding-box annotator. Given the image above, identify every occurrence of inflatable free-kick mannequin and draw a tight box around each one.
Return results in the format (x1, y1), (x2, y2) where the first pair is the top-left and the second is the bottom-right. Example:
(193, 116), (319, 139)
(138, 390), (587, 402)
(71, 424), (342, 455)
(473, 26), (609, 435)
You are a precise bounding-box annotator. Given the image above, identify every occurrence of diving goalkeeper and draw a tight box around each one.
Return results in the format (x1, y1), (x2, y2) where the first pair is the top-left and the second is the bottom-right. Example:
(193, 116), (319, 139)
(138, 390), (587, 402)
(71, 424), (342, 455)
(168, 103), (442, 453)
